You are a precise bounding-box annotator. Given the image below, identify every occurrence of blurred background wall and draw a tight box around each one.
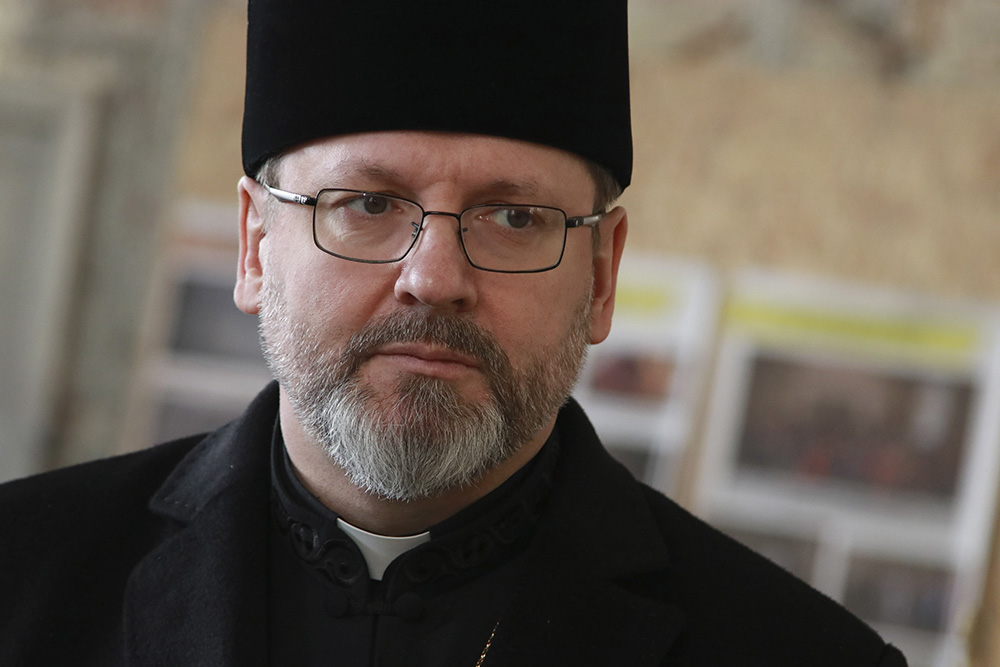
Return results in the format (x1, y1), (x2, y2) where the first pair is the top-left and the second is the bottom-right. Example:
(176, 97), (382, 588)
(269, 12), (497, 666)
(1, 0), (998, 664)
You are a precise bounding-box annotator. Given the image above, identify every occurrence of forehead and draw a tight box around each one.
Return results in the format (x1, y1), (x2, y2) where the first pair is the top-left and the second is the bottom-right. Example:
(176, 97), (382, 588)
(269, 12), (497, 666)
(279, 131), (595, 206)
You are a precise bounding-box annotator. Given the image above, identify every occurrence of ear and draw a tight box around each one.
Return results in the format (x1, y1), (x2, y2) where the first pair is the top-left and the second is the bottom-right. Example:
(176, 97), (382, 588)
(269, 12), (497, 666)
(234, 176), (268, 315)
(588, 206), (628, 344)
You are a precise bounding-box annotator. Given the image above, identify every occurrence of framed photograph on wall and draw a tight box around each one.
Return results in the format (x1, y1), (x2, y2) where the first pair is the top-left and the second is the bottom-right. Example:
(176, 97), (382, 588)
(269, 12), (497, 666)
(733, 351), (973, 509)
(696, 269), (1000, 667)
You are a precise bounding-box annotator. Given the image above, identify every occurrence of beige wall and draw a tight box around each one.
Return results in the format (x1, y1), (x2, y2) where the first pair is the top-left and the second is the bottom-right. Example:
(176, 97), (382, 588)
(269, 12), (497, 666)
(626, 62), (1000, 300)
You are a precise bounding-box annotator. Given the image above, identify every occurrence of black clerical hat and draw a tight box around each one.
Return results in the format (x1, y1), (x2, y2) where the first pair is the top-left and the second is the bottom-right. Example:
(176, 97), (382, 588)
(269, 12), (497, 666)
(241, 0), (632, 189)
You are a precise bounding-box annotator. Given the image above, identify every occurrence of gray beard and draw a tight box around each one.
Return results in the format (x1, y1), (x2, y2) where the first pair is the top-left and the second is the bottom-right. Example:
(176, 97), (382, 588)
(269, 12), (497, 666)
(258, 276), (592, 501)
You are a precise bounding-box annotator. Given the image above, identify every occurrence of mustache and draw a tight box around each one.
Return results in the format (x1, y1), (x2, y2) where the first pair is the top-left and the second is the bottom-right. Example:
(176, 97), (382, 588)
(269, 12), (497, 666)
(337, 311), (512, 383)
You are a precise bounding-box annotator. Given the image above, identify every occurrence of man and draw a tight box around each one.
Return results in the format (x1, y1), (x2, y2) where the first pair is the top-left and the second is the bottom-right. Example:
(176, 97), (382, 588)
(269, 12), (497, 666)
(0, 1), (908, 665)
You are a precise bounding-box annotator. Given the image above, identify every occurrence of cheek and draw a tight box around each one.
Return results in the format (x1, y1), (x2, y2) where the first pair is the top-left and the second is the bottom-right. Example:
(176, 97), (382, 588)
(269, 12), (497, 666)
(485, 276), (592, 364)
(271, 252), (396, 339)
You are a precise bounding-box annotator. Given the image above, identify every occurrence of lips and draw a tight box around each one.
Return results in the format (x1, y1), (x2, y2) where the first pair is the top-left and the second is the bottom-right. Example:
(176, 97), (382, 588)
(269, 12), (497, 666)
(371, 342), (481, 378)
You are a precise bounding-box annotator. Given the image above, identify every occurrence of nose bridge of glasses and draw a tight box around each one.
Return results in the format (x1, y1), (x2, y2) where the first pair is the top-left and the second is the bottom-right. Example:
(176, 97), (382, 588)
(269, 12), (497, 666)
(412, 209), (466, 241)
(419, 210), (464, 226)
(407, 209), (467, 256)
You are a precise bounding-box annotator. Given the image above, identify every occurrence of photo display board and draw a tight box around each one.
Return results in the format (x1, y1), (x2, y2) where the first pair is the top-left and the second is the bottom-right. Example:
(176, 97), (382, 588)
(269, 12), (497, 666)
(697, 270), (1000, 667)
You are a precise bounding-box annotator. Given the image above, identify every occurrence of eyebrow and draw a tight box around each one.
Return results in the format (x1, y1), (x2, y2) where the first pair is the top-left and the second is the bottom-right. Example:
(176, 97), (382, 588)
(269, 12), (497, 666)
(480, 179), (543, 200)
(319, 159), (550, 202)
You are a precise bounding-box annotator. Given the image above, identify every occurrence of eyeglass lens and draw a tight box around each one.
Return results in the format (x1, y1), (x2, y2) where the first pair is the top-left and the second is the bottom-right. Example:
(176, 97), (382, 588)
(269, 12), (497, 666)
(313, 190), (569, 272)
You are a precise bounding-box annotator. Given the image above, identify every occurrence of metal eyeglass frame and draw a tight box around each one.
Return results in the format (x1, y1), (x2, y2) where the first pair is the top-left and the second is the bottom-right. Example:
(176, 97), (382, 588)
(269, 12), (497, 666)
(257, 180), (604, 274)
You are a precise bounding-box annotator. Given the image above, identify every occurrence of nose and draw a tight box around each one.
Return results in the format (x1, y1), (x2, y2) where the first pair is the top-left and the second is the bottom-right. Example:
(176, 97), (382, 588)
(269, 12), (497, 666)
(393, 212), (477, 311)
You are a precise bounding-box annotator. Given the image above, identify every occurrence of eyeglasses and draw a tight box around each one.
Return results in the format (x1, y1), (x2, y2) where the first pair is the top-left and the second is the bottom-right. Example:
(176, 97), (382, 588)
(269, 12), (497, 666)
(258, 182), (603, 274)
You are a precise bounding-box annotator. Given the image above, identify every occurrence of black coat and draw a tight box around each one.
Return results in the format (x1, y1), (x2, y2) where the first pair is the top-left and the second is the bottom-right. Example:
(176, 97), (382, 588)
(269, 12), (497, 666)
(0, 383), (907, 666)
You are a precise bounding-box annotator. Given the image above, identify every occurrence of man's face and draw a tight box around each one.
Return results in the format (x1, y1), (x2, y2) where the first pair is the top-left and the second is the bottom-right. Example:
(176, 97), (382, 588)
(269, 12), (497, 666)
(236, 132), (626, 500)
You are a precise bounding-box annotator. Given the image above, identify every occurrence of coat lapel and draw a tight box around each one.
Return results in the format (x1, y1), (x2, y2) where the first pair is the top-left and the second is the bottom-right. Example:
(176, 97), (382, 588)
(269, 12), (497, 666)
(120, 390), (683, 666)
(123, 384), (278, 667)
(487, 400), (685, 666)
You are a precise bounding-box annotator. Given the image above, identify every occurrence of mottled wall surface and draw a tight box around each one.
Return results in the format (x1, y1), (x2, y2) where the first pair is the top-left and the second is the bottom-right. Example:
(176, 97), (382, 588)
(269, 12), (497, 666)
(626, 63), (1000, 299)
(172, 2), (245, 203)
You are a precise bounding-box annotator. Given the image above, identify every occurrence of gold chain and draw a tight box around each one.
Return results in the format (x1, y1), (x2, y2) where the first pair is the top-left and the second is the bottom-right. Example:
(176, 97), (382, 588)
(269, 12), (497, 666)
(475, 621), (499, 667)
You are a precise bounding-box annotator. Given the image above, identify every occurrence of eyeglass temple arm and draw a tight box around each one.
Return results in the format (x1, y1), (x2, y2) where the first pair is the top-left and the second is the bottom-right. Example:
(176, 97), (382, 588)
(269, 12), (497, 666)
(258, 180), (318, 206)
(566, 213), (604, 229)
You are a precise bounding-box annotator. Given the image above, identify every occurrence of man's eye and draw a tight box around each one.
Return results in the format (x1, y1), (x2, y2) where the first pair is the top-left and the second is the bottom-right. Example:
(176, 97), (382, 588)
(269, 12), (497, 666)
(346, 194), (394, 215)
(493, 208), (534, 229)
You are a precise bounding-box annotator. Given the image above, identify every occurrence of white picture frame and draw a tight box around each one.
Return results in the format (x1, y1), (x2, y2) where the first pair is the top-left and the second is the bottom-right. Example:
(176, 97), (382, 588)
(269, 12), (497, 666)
(696, 269), (1000, 667)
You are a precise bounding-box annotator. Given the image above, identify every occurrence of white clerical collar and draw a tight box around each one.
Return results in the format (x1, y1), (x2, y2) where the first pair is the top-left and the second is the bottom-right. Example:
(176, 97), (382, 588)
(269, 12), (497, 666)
(336, 518), (431, 581)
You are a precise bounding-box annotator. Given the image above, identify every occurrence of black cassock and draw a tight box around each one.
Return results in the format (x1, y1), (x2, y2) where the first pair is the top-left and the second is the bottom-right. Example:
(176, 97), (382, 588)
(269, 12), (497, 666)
(268, 421), (556, 666)
(0, 382), (908, 666)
